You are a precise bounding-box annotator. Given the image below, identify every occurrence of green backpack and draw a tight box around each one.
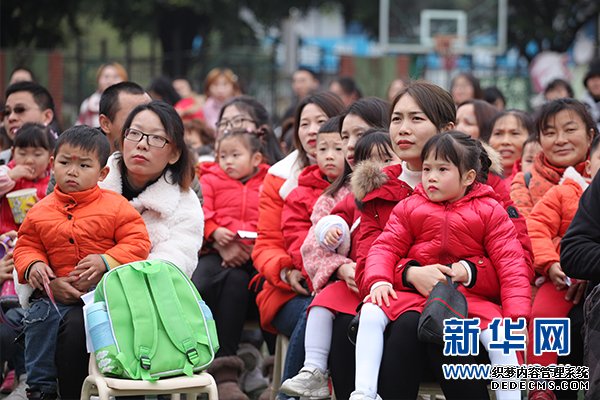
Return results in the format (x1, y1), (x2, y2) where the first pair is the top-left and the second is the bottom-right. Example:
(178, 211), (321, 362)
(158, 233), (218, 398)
(87, 259), (219, 380)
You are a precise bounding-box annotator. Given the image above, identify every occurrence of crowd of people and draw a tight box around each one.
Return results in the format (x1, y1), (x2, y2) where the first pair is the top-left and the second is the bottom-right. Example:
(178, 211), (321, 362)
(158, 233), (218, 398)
(0, 57), (600, 400)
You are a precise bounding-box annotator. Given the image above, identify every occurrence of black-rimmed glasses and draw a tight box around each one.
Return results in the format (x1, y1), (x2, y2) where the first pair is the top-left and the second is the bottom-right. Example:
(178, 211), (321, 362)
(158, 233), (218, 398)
(124, 128), (170, 148)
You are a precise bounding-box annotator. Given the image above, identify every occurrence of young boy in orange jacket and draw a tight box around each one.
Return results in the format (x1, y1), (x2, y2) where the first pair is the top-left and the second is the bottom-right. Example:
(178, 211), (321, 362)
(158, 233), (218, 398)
(13, 126), (151, 400)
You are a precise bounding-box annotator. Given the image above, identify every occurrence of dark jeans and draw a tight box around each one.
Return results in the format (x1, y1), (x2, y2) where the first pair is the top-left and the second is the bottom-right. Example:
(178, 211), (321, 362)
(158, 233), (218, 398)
(1, 308), (25, 377)
(191, 253), (256, 357)
(329, 311), (491, 400)
(55, 306), (88, 400)
(271, 295), (312, 382)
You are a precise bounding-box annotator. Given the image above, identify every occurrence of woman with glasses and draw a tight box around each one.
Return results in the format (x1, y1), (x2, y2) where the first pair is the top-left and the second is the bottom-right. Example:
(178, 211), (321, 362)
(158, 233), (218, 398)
(50, 101), (204, 399)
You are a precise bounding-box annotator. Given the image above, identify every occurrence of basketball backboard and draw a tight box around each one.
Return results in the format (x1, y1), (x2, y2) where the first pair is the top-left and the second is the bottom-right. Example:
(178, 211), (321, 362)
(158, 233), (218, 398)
(378, 0), (507, 55)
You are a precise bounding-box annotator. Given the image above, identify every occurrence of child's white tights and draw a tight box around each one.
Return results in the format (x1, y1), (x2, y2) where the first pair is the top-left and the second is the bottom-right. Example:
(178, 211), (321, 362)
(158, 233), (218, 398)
(303, 306), (336, 372)
(480, 328), (520, 400)
(354, 303), (390, 398)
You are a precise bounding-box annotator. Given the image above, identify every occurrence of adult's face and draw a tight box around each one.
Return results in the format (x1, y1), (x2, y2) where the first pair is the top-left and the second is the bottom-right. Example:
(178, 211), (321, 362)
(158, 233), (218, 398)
(297, 103), (329, 159)
(539, 109), (592, 168)
(4, 91), (53, 140)
(292, 71), (319, 99)
(122, 109), (181, 188)
(587, 76), (600, 98)
(456, 104), (479, 139)
(390, 94), (440, 170)
(341, 113), (370, 168)
(98, 66), (124, 93)
(451, 76), (475, 105)
(488, 114), (529, 173)
(216, 105), (257, 136)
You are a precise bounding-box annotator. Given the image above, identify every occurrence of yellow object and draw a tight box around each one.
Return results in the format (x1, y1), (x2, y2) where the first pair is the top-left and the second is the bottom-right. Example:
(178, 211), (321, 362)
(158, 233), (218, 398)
(6, 188), (38, 224)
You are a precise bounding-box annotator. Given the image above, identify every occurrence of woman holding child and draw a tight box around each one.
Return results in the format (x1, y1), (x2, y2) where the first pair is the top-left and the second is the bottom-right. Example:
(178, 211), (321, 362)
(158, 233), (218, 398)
(51, 100), (204, 399)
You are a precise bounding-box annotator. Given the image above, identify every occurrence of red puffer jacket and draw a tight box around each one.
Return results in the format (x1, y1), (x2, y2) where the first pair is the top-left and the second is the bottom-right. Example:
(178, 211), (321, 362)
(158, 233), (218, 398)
(366, 182), (531, 320)
(199, 162), (269, 241)
(281, 164), (332, 272)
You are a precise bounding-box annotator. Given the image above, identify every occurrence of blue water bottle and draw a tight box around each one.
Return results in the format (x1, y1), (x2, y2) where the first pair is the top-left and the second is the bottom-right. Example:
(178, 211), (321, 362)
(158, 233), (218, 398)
(86, 301), (122, 375)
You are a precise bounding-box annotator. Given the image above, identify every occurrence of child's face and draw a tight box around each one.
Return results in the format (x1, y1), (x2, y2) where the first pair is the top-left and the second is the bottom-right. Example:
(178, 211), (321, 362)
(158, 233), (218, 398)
(390, 94), (439, 170)
(586, 148), (600, 180)
(52, 144), (108, 193)
(218, 137), (261, 180)
(520, 141), (541, 174)
(489, 114), (529, 171)
(317, 132), (345, 181)
(184, 127), (203, 149)
(12, 146), (51, 180)
(539, 110), (592, 168)
(341, 113), (370, 168)
(422, 154), (475, 203)
(369, 144), (401, 166)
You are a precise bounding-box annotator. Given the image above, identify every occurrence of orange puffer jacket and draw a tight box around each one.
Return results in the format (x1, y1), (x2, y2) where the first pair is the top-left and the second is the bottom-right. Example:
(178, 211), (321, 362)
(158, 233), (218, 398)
(527, 167), (589, 276)
(14, 185), (151, 282)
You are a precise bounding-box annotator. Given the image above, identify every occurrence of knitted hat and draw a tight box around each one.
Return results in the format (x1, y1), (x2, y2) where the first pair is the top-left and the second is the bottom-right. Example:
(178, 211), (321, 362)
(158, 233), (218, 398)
(584, 58), (600, 88)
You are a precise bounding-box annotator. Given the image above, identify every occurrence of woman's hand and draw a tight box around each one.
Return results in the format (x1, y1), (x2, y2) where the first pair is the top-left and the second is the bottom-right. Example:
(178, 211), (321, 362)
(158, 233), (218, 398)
(548, 262), (568, 290)
(367, 284), (398, 307)
(215, 241), (251, 268)
(212, 227), (236, 247)
(336, 262), (358, 293)
(284, 268), (310, 296)
(0, 253), (14, 283)
(405, 263), (454, 297)
(48, 276), (84, 304)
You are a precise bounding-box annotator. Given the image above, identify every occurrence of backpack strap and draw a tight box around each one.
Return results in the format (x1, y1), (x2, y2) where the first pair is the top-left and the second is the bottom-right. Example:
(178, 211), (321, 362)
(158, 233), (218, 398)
(146, 265), (202, 376)
(115, 266), (158, 381)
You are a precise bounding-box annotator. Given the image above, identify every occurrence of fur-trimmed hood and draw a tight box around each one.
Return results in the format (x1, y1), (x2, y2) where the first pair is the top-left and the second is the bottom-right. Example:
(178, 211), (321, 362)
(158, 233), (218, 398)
(351, 160), (401, 201)
(481, 142), (503, 177)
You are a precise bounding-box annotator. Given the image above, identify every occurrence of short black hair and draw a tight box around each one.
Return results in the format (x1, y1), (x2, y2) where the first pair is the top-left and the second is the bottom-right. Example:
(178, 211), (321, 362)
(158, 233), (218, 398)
(318, 115), (343, 134)
(296, 67), (320, 81)
(55, 125), (111, 167)
(5, 81), (54, 112)
(543, 79), (574, 99)
(14, 123), (56, 151)
(100, 81), (146, 121)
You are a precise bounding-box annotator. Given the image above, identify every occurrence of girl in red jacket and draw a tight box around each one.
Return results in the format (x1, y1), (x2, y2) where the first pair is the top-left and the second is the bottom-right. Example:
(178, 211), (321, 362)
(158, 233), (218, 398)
(0, 123), (54, 234)
(193, 130), (270, 365)
(354, 132), (531, 400)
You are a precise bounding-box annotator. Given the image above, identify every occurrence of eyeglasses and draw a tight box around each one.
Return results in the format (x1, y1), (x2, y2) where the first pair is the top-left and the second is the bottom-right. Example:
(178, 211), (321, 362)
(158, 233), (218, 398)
(3, 106), (29, 117)
(124, 128), (170, 148)
(216, 115), (255, 131)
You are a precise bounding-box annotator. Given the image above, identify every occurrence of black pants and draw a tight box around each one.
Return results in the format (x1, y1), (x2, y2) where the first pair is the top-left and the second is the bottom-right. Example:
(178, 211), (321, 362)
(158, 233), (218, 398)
(329, 311), (491, 400)
(191, 253), (256, 357)
(1, 308), (25, 377)
(555, 303), (584, 400)
(55, 306), (88, 400)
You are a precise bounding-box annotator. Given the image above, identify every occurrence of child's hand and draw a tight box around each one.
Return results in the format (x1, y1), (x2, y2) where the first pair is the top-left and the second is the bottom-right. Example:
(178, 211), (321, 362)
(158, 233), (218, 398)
(73, 254), (106, 282)
(324, 228), (342, 248)
(28, 261), (55, 291)
(8, 164), (37, 181)
(548, 262), (567, 290)
(212, 227), (236, 247)
(368, 284), (397, 307)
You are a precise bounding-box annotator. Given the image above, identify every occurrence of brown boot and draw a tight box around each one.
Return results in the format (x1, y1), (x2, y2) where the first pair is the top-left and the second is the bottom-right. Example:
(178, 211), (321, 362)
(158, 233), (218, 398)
(208, 355), (249, 400)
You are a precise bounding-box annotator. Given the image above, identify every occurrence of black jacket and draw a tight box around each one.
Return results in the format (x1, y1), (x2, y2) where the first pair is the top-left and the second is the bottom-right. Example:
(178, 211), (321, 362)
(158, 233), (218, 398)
(561, 173), (600, 289)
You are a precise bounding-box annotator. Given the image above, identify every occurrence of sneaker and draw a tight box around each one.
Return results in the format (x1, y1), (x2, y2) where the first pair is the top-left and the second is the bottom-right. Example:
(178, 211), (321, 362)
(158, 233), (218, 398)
(279, 366), (330, 399)
(4, 375), (27, 400)
(349, 390), (382, 400)
(1, 370), (15, 394)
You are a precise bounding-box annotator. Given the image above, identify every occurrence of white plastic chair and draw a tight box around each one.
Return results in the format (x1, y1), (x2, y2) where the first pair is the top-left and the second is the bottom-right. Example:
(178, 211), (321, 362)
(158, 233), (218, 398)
(80, 356), (218, 400)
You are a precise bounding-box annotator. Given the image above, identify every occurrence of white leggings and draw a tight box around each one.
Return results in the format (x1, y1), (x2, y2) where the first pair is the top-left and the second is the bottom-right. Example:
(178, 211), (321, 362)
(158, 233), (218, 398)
(354, 303), (521, 400)
(302, 306), (336, 372)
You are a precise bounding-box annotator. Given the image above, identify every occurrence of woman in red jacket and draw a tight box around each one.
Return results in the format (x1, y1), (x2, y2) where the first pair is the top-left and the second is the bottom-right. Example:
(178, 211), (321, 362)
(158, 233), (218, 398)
(355, 132), (530, 400)
(251, 92), (344, 388)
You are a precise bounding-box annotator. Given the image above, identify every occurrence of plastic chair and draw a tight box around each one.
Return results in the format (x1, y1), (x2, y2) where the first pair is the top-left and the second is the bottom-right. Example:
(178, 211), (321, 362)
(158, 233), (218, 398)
(269, 334), (289, 400)
(80, 356), (218, 400)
